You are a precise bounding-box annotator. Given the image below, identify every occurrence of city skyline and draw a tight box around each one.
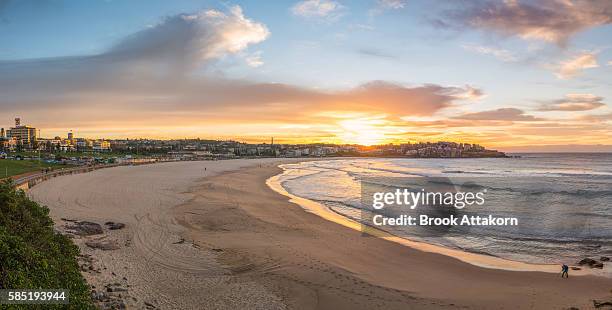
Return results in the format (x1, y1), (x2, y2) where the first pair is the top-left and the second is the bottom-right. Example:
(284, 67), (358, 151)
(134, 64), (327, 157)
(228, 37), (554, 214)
(1, 0), (611, 151)
(3, 118), (610, 153)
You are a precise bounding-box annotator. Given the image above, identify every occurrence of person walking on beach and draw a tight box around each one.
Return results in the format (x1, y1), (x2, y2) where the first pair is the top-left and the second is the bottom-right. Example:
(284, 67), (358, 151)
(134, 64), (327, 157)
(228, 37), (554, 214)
(561, 264), (569, 278)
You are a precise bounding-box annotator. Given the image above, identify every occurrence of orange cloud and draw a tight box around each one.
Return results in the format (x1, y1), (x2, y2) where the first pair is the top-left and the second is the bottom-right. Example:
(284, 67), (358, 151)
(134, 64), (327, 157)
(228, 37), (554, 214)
(452, 108), (539, 121)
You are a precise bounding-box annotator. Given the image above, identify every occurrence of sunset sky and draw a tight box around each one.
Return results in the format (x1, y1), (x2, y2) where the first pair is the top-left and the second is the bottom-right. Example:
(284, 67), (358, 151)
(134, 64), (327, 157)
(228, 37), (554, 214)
(0, 0), (611, 151)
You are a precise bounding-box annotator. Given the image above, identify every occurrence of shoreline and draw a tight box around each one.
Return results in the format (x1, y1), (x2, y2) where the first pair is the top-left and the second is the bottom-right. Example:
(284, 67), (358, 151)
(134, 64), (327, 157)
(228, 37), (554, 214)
(28, 159), (612, 309)
(267, 160), (610, 276)
(267, 168), (563, 273)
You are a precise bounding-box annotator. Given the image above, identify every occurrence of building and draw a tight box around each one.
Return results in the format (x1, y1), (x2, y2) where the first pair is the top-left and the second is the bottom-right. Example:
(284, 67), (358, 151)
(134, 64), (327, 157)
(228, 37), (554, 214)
(6, 118), (37, 149)
(0, 136), (16, 152)
(110, 140), (128, 151)
(76, 139), (90, 151)
(92, 140), (111, 152)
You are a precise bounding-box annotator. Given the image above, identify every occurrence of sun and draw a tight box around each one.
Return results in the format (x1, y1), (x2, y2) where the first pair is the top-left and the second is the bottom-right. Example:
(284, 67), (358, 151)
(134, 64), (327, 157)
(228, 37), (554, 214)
(338, 118), (388, 146)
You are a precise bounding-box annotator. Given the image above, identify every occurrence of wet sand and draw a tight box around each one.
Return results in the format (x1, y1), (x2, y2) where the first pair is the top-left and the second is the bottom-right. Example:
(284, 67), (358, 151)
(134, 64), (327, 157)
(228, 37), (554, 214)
(29, 159), (612, 309)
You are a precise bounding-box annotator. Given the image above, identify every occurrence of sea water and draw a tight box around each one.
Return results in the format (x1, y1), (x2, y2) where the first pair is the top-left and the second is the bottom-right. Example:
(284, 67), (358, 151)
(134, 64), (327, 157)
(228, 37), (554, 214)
(277, 153), (612, 267)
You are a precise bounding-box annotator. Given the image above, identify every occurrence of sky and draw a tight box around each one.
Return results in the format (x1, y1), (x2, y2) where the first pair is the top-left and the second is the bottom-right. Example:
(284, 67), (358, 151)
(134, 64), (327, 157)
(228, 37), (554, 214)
(0, 0), (611, 151)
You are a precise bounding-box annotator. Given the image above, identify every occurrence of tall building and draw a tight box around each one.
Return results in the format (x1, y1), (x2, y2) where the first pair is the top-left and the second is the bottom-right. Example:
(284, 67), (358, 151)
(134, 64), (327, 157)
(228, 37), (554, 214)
(7, 118), (37, 149)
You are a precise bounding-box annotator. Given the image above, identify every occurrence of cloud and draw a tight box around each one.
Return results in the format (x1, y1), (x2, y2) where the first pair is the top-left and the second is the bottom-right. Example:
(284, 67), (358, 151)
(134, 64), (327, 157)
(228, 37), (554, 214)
(555, 52), (598, 79)
(0, 6), (270, 110)
(453, 108), (538, 121)
(0, 4), (480, 131)
(357, 48), (397, 59)
(245, 51), (264, 67)
(1, 3), (609, 147)
(577, 112), (612, 122)
(18, 4), (268, 79)
(104, 5), (269, 71)
(369, 0), (407, 15)
(336, 81), (481, 116)
(349, 23), (375, 31)
(461, 44), (517, 62)
(291, 0), (344, 20)
(538, 93), (606, 111)
(185, 6), (269, 61)
(376, 0), (407, 10)
(439, 0), (612, 45)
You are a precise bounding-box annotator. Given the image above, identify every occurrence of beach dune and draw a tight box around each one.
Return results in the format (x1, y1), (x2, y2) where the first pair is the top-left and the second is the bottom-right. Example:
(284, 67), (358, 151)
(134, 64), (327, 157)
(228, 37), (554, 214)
(28, 159), (612, 309)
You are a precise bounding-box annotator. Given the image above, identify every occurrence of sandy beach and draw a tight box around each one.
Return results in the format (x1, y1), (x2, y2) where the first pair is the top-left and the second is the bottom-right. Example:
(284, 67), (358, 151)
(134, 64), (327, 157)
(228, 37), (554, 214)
(28, 159), (612, 309)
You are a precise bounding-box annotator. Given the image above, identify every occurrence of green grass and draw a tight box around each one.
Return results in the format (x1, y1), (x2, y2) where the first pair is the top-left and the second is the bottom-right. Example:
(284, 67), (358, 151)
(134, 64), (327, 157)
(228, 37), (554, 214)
(0, 160), (70, 178)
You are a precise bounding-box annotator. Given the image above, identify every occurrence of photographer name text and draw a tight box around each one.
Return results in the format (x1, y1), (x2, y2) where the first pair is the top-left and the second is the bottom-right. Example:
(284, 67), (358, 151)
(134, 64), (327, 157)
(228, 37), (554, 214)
(372, 214), (518, 226)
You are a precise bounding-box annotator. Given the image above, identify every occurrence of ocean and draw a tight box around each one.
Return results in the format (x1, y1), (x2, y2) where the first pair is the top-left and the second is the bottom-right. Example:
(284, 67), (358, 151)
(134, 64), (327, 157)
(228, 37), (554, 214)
(276, 153), (612, 269)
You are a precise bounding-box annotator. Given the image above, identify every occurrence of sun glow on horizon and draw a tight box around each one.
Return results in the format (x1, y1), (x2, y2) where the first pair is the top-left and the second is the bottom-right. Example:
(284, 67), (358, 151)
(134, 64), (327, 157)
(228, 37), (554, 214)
(337, 118), (392, 146)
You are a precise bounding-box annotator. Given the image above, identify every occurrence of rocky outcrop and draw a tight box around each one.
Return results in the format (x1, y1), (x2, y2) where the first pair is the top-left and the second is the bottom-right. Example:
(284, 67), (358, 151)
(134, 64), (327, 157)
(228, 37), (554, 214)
(66, 221), (104, 236)
(104, 222), (126, 230)
(578, 258), (597, 266)
(91, 288), (127, 310)
(578, 258), (605, 269)
(65, 218), (136, 308)
(593, 299), (612, 308)
(85, 238), (120, 251)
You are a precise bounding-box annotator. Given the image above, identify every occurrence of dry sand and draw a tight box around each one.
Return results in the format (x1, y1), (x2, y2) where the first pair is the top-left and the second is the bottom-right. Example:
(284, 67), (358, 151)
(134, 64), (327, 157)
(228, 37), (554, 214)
(28, 159), (612, 309)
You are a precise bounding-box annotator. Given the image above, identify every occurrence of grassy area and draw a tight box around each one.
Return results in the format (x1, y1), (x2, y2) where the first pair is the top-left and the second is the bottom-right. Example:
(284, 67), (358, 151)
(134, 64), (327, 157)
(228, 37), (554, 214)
(0, 180), (94, 309)
(0, 160), (70, 178)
